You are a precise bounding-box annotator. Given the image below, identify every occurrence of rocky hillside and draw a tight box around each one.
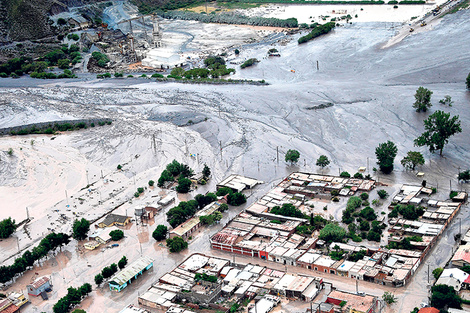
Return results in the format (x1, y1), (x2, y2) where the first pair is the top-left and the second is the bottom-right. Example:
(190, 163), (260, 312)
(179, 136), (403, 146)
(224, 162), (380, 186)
(130, 0), (201, 13)
(0, 0), (105, 43)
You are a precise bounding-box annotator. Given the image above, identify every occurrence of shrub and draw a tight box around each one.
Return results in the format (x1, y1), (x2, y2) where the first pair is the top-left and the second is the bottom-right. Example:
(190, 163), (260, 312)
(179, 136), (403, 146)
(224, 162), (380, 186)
(340, 171), (351, 178)
(114, 72), (123, 77)
(109, 230), (124, 241)
(240, 58), (259, 69)
(298, 22), (335, 44)
(377, 190), (388, 199)
(227, 192), (246, 206)
(360, 193), (369, 200)
(152, 225), (168, 241)
(166, 237), (188, 253)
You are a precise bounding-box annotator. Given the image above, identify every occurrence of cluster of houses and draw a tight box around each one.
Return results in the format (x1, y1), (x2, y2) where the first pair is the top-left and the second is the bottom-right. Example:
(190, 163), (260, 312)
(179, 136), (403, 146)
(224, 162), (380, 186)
(210, 172), (467, 288)
(135, 253), (379, 313)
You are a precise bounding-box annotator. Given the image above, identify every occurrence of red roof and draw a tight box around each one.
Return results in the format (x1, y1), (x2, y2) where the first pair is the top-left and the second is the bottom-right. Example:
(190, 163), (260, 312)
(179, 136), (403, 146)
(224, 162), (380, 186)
(451, 246), (470, 263)
(1, 303), (19, 313)
(29, 276), (50, 289)
(418, 308), (439, 313)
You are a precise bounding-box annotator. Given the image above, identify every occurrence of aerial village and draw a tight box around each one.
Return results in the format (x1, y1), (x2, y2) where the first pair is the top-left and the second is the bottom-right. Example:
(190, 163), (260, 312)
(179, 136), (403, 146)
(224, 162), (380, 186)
(1, 164), (468, 313)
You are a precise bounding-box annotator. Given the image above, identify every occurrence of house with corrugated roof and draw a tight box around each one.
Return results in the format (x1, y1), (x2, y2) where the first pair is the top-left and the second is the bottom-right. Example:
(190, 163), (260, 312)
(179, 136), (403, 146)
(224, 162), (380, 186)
(109, 256), (154, 292)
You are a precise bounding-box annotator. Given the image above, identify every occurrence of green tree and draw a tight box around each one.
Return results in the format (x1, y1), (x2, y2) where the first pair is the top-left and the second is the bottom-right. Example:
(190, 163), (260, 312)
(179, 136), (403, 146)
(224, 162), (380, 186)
(72, 218), (90, 241)
(176, 177), (192, 193)
(431, 284), (462, 310)
(401, 151), (425, 170)
(219, 203), (229, 212)
(377, 189), (388, 199)
(118, 256), (127, 269)
(170, 67), (185, 77)
(382, 292), (397, 305)
(148, 180), (154, 186)
(57, 18), (67, 25)
(152, 225), (168, 241)
(216, 187), (233, 197)
(199, 215), (215, 225)
(339, 171), (350, 178)
(285, 149), (300, 164)
(319, 223), (346, 243)
(0, 218), (17, 239)
(414, 110), (462, 156)
(432, 267), (444, 280)
(227, 192), (246, 206)
(466, 72), (470, 90)
(413, 87), (433, 112)
(166, 237), (188, 253)
(202, 164), (211, 179)
(94, 274), (103, 286)
(375, 141), (398, 174)
(271, 203), (304, 218)
(109, 230), (124, 241)
(316, 155), (330, 168)
(57, 59), (70, 69)
(72, 309), (86, 313)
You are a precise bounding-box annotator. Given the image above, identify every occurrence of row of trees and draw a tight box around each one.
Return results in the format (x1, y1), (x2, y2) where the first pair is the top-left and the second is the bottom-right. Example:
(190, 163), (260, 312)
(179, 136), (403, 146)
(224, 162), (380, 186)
(375, 109), (462, 173)
(52, 283), (92, 313)
(298, 22), (336, 44)
(0, 232), (70, 283)
(94, 256), (127, 286)
(169, 56), (235, 79)
(160, 11), (298, 28)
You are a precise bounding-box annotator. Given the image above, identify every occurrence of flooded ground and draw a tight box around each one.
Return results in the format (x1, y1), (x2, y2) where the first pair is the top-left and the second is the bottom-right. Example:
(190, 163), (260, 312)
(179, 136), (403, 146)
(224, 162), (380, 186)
(0, 3), (469, 312)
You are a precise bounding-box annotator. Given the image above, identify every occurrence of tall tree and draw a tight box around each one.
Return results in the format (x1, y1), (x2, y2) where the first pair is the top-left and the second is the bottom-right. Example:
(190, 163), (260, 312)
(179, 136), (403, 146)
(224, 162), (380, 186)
(285, 149), (300, 164)
(316, 155), (330, 168)
(375, 141), (398, 174)
(72, 218), (90, 241)
(0, 217), (17, 239)
(414, 110), (462, 156)
(401, 151), (425, 170)
(413, 87), (433, 112)
(202, 164), (211, 179)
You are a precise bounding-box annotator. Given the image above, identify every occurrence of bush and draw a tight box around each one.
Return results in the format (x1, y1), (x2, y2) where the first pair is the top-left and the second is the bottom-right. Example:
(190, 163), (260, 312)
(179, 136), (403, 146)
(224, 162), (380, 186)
(240, 58), (259, 69)
(271, 203), (303, 218)
(0, 218), (17, 239)
(166, 237), (188, 253)
(152, 225), (168, 241)
(109, 230), (124, 241)
(360, 193), (369, 200)
(114, 72), (123, 77)
(298, 22), (335, 44)
(58, 59), (70, 69)
(319, 223), (346, 243)
(151, 73), (164, 78)
(377, 190), (388, 199)
(227, 192), (246, 206)
(340, 171), (351, 178)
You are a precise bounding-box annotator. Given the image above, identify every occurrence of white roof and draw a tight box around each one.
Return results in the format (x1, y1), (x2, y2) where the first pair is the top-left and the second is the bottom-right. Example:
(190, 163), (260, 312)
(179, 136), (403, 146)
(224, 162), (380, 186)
(179, 254), (209, 272)
(337, 261), (356, 272)
(274, 274), (296, 290)
(440, 268), (469, 283)
(298, 252), (321, 264)
(119, 305), (150, 313)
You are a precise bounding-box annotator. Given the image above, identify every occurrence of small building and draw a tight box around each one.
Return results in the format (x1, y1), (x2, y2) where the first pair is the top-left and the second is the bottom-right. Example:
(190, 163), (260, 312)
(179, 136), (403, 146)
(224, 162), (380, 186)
(217, 174), (262, 193)
(67, 16), (91, 29)
(169, 218), (201, 241)
(26, 276), (51, 297)
(451, 245), (470, 267)
(326, 290), (377, 313)
(7, 292), (28, 309)
(109, 256), (154, 292)
(84, 241), (101, 250)
(119, 304), (151, 313)
(98, 214), (131, 228)
(158, 195), (175, 206)
(0, 299), (19, 313)
(90, 225), (121, 244)
(190, 172), (205, 184)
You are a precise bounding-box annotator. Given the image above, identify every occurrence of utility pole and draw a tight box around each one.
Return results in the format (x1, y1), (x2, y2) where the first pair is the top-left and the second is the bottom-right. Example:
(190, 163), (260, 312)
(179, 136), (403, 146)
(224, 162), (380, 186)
(276, 146), (279, 164)
(427, 263), (430, 283)
(316, 60), (319, 71)
(356, 279), (358, 294)
(86, 170), (89, 186)
(26, 207), (29, 220)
